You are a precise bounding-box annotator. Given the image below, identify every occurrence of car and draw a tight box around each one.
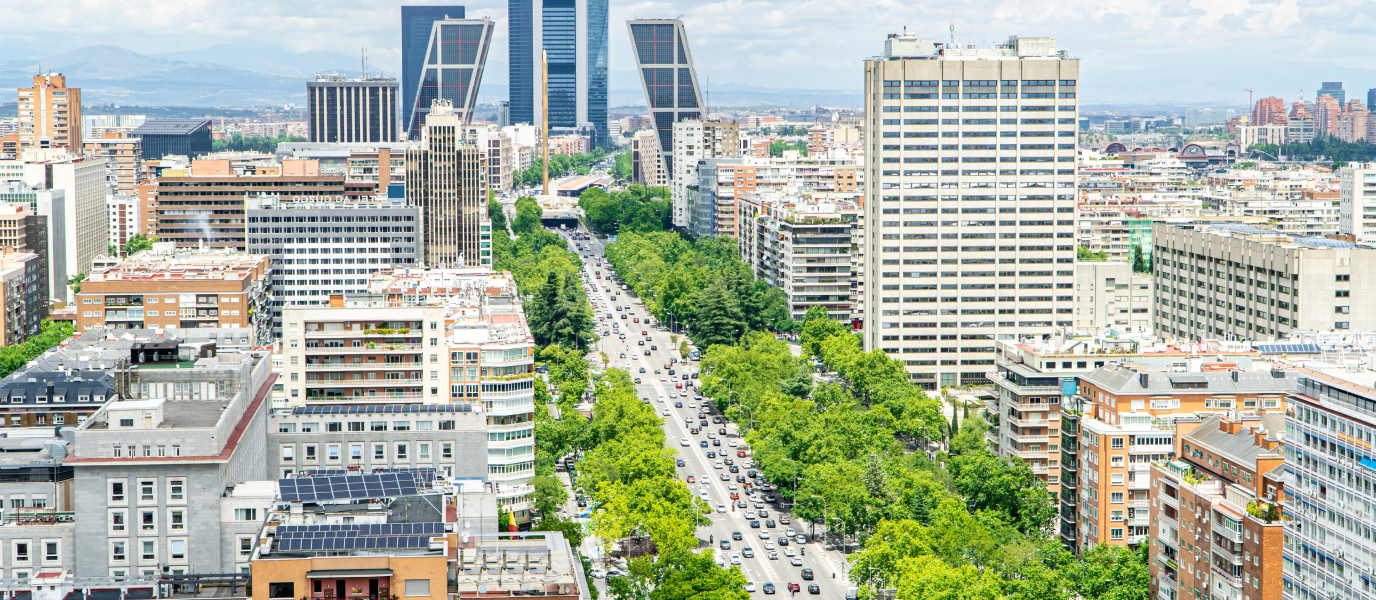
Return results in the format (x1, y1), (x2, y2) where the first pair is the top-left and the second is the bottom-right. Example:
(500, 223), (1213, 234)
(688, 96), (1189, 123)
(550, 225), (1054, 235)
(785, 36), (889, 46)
(700, 441), (708, 448)
(754, 501), (764, 509)
(777, 536), (789, 547)
(780, 516), (791, 525)
(634, 318), (640, 323)
(747, 470), (757, 478)
(730, 465), (740, 473)
(797, 535), (807, 544)
(765, 519), (776, 528)
(644, 350), (651, 356)
(707, 433), (716, 439)
(714, 461), (724, 470)
(662, 409), (671, 416)
(718, 427), (727, 435)
(763, 583), (776, 595)
(732, 531), (743, 540)
(788, 582), (801, 593)
(742, 547), (754, 558)
(719, 473), (729, 481)
(720, 539), (731, 549)
(764, 540), (775, 550)
(634, 377), (642, 383)
(659, 376), (666, 381)
(786, 528), (796, 538)
(759, 509), (769, 518)
(760, 530), (771, 539)
(690, 427), (701, 434)
(769, 550), (779, 560)
(723, 457), (733, 466)
(730, 554), (741, 566)
(808, 584), (821, 595)
(707, 451), (717, 458)
(802, 568), (814, 580)
(676, 459), (685, 467)
(736, 500), (747, 508)
(745, 510), (756, 519)
(784, 547), (796, 557)
(638, 340), (645, 346)
(712, 439), (721, 446)
(736, 474), (746, 482)
(744, 582), (756, 593)
(675, 401), (682, 408)
(642, 330), (648, 335)
(686, 475), (696, 483)
(591, 568), (607, 579)
(728, 482), (738, 490)
(669, 392), (678, 398)
(749, 520), (760, 528)
(577, 497), (587, 507)
(651, 345), (658, 350)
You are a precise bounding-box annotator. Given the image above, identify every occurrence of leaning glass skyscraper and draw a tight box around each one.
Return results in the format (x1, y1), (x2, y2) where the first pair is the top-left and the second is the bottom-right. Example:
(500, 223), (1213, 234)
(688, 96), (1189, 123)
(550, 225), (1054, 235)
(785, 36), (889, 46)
(507, 0), (609, 147)
(402, 5), (465, 139)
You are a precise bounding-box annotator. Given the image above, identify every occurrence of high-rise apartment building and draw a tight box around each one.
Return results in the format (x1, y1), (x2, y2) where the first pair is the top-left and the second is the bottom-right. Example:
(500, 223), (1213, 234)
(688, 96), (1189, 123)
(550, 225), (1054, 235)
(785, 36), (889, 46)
(628, 19), (705, 180)
(736, 193), (860, 322)
(631, 130), (667, 188)
(405, 104), (492, 268)
(1312, 94), (1340, 137)
(1061, 365), (1292, 552)
(82, 134), (141, 196)
(401, 5), (466, 138)
(1252, 97), (1288, 127)
(402, 17), (495, 138)
(306, 75), (400, 143)
(106, 194), (138, 253)
(1282, 367), (1376, 600)
(0, 150), (107, 293)
(670, 120), (739, 228)
(1152, 223), (1376, 341)
(1368, 88), (1376, 111)
(509, 0), (609, 146)
(0, 202), (48, 312)
(1339, 162), (1376, 243)
(245, 193), (421, 336)
(1287, 101), (1315, 143)
(861, 33), (1079, 389)
(1318, 81), (1345, 105)
(17, 74), (81, 152)
(129, 119), (212, 160)
(0, 250), (45, 346)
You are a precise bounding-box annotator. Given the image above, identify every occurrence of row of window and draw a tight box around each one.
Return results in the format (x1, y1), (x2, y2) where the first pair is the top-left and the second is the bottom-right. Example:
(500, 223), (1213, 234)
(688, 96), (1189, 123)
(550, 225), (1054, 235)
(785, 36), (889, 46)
(108, 538), (188, 564)
(108, 478), (186, 504)
(110, 507), (190, 534)
(276, 419), (462, 433)
(0, 539), (62, 565)
(279, 441), (459, 462)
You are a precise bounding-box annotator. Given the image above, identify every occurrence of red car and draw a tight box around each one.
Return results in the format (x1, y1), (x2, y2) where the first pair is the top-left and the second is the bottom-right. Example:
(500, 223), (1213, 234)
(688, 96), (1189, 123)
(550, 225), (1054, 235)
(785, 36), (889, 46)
(686, 475), (695, 483)
(787, 582), (801, 593)
(633, 318), (640, 323)
(642, 330), (648, 335)
(731, 492), (740, 500)
(737, 450), (747, 458)
(675, 382), (684, 388)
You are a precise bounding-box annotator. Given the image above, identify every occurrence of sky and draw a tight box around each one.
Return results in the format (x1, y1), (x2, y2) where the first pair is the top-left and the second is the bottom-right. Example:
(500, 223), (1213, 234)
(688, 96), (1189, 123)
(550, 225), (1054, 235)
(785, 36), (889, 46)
(5, 0), (1376, 105)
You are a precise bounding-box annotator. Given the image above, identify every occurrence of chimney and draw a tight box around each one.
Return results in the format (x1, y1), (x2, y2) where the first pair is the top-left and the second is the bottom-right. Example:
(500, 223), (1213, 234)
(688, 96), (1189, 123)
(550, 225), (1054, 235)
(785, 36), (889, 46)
(1223, 418), (1242, 435)
(1139, 372), (1149, 388)
(1231, 370), (1239, 382)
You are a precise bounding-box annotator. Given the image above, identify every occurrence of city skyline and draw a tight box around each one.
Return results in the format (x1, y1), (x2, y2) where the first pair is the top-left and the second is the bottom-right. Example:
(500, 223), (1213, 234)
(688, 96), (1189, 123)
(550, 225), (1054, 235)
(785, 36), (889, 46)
(3, 1), (1376, 105)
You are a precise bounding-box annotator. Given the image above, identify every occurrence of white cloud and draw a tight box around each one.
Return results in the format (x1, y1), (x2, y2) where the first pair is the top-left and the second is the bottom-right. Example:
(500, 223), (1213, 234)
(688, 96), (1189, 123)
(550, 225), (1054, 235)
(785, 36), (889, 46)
(5, 0), (1376, 104)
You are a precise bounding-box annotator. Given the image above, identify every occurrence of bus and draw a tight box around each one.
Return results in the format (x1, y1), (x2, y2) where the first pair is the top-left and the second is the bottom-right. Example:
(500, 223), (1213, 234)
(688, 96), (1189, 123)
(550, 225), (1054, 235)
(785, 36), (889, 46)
(690, 349), (701, 361)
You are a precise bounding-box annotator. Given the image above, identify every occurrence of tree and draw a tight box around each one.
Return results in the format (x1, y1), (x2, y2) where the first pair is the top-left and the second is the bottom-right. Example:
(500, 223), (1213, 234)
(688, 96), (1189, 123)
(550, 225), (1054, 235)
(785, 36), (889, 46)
(892, 556), (1006, 600)
(1073, 544), (1150, 600)
(649, 550), (749, 600)
(1077, 246), (1107, 261)
(531, 474), (569, 517)
(122, 233), (158, 256)
(68, 273), (86, 294)
(535, 515), (585, 548)
(689, 279), (746, 348)
(1131, 245), (1147, 273)
(489, 197), (508, 233)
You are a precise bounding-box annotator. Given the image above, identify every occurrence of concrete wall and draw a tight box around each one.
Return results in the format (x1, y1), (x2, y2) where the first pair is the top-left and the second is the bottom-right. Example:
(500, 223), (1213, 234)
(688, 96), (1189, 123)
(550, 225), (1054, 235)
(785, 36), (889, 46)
(266, 411), (488, 479)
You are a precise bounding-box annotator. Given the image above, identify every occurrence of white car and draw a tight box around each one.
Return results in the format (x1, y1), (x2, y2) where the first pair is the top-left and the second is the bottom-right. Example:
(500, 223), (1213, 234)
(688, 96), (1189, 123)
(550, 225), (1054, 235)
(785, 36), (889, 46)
(727, 482), (738, 490)
(660, 376), (667, 381)
(764, 541), (775, 550)
(784, 547), (796, 557)
(760, 530), (771, 539)
(717, 504), (727, 513)
(714, 461), (724, 469)
(728, 440), (738, 447)
(689, 402), (697, 409)
(786, 528), (796, 538)
(681, 438), (691, 447)
(745, 582), (756, 593)
(745, 510), (756, 520)
(698, 490), (710, 499)
(662, 409), (671, 416)
(796, 535), (806, 544)
(730, 554), (742, 566)
(791, 556), (803, 567)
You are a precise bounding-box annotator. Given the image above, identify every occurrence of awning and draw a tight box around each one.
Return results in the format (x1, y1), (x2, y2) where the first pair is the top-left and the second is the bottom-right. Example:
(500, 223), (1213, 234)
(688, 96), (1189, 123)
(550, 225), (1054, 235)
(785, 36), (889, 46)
(306, 570), (394, 579)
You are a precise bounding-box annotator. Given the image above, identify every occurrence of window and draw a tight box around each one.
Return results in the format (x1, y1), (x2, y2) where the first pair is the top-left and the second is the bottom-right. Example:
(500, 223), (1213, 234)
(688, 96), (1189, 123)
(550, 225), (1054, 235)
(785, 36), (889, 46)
(14, 542), (29, 562)
(1110, 510), (1124, 521)
(240, 537), (254, 555)
(350, 444), (363, 461)
(281, 445), (295, 462)
(139, 480), (155, 502)
(142, 540), (155, 560)
(269, 583), (295, 599)
(442, 443), (453, 459)
(1111, 492), (1124, 503)
(44, 542), (58, 562)
(140, 510), (155, 531)
(170, 539), (185, 560)
(1111, 473), (1124, 485)
(111, 541), (126, 562)
(1110, 437), (1124, 449)
(111, 480), (126, 502)
(119, 419), (134, 427)
(170, 510), (184, 530)
(396, 443), (408, 459)
(305, 444), (317, 461)
(327, 444), (340, 460)
(111, 510), (126, 532)
(235, 508), (258, 521)
(419, 443), (431, 460)
(1109, 528), (1124, 540)
(405, 580), (431, 597)
(374, 443), (386, 460)
(169, 479), (184, 502)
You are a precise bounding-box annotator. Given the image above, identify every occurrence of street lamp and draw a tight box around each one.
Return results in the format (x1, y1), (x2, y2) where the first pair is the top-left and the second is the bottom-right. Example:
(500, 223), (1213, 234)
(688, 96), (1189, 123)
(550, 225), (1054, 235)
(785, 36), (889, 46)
(807, 495), (828, 543)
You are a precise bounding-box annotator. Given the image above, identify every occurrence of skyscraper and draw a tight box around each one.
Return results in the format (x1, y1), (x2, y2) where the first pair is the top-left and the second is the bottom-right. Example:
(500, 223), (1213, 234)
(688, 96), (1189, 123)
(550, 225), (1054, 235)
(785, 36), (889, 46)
(1318, 81), (1344, 105)
(1367, 87), (1376, 111)
(627, 19), (706, 226)
(306, 75), (400, 143)
(17, 73), (81, 152)
(406, 102), (492, 268)
(508, 0), (609, 147)
(403, 17), (495, 138)
(862, 33), (1079, 390)
(401, 5), (466, 137)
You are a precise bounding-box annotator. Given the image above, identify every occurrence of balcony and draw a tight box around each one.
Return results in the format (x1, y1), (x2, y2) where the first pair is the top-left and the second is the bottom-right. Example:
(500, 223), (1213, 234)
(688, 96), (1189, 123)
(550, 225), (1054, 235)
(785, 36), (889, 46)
(306, 343), (426, 353)
(305, 392), (426, 402)
(987, 372), (1062, 395)
(1007, 415), (1059, 427)
(305, 362), (423, 370)
(1005, 430), (1052, 443)
(305, 378), (424, 387)
(1004, 395), (1060, 410)
(1212, 519), (1242, 543)
(304, 328), (421, 338)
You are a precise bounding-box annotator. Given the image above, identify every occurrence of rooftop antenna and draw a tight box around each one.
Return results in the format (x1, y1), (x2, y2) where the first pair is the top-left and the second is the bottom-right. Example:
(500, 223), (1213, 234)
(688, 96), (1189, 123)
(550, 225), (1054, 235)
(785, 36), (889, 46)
(949, 10), (957, 47)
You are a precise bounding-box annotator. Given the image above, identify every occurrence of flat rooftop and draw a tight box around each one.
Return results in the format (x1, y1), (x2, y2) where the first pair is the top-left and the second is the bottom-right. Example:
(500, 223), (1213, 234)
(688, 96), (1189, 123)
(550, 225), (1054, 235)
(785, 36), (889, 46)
(85, 399), (225, 429)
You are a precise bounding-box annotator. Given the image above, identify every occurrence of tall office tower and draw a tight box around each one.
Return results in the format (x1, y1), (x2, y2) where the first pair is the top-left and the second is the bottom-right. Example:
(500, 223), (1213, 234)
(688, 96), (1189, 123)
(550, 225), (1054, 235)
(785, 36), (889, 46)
(402, 5), (465, 138)
(404, 17), (496, 138)
(17, 74), (81, 152)
(306, 75), (400, 143)
(627, 20), (704, 172)
(1318, 81), (1344, 105)
(497, 100), (511, 127)
(862, 33), (1080, 391)
(1368, 88), (1376, 111)
(509, 0), (609, 147)
(406, 103), (492, 268)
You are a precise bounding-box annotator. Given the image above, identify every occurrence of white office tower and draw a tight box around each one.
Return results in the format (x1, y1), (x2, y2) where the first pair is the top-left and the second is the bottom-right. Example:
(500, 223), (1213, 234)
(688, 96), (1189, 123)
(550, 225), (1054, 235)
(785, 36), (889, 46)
(1338, 162), (1376, 244)
(862, 34), (1080, 391)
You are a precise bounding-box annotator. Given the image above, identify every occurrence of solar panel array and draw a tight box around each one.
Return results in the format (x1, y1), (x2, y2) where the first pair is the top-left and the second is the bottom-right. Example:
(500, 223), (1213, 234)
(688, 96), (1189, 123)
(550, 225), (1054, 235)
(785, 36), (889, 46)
(1255, 343), (1323, 354)
(297, 469), (349, 478)
(374, 467), (438, 483)
(292, 404), (472, 415)
(277, 473), (419, 502)
(277, 536), (432, 552)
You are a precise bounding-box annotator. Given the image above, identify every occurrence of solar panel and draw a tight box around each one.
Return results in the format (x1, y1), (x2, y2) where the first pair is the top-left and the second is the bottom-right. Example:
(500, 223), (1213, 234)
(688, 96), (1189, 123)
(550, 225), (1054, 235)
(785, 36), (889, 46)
(292, 404), (473, 415)
(374, 467), (438, 483)
(277, 473), (420, 503)
(1256, 343), (1322, 354)
(276, 535), (432, 552)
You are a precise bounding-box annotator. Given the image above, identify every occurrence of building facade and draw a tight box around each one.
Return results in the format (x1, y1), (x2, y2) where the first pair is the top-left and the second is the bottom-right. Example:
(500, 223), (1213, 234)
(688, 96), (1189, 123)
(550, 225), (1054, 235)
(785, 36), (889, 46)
(74, 244), (273, 341)
(627, 19), (705, 185)
(0, 202), (49, 310)
(0, 250), (44, 347)
(631, 130), (667, 188)
(406, 105), (492, 268)
(1073, 261), (1153, 330)
(306, 76), (400, 143)
(82, 134), (141, 196)
(130, 119), (212, 161)
(1338, 162), (1376, 244)
(244, 194), (421, 337)
(737, 193), (859, 322)
(17, 74), (81, 152)
(1152, 223), (1376, 341)
(862, 34), (1080, 389)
